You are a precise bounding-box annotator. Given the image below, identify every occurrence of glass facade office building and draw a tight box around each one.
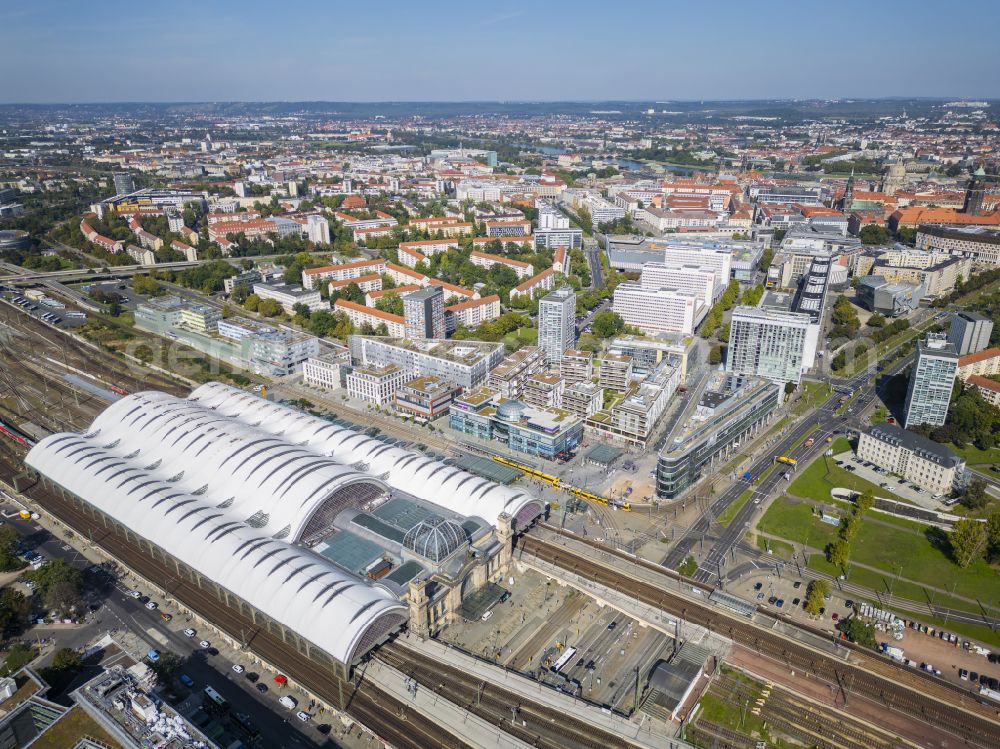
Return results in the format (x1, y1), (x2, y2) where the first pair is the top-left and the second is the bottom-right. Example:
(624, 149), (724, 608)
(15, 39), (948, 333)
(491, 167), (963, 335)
(656, 375), (781, 499)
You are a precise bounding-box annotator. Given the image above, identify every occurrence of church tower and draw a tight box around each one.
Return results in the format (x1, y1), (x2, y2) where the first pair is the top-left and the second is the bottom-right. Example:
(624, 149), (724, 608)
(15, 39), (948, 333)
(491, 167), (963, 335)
(841, 169), (855, 211)
(881, 157), (906, 196)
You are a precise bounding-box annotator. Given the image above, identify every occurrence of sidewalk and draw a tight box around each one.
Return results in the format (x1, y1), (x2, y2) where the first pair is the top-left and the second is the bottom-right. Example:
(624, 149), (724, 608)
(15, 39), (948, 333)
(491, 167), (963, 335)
(398, 633), (697, 749)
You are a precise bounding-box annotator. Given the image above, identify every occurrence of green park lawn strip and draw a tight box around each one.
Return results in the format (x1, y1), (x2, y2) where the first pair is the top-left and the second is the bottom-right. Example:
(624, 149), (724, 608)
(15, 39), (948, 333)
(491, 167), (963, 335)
(790, 381), (832, 417)
(717, 489), (752, 527)
(757, 497), (840, 551)
(756, 536), (794, 559)
(949, 443), (1000, 466)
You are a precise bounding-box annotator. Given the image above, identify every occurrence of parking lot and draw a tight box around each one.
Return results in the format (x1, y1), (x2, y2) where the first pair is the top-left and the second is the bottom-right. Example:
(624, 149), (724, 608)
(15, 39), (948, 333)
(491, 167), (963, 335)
(834, 449), (943, 508)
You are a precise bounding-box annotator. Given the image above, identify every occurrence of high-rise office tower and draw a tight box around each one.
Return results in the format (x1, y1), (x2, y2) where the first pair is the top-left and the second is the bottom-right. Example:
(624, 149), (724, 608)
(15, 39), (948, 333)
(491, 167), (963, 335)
(726, 307), (812, 384)
(903, 333), (958, 428)
(403, 286), (445, 340)
(537, 286), (576, 365)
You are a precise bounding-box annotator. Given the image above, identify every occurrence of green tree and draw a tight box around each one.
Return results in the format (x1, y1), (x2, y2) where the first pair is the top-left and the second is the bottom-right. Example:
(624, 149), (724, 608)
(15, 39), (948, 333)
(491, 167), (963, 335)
(859, 224), (891, 245)
(575, 205), (592, 229)
(45, 580), (83, 617)
(374, 293), (404, 317)
(836, 618), (877, 649)
(718, 322), (730, 343)
(855, 489), (876, 514)
(131, 275), (162, 296)
(0, 527), (25, 572)
(243, 293), (261, 312)
(24, 558), (82, 598)
(148, 651), (184, 686)
(827, 539), (851, 568)
(987, 511), (1000, 562)
(257, 299), (283, 317)
(950, 518), (987, 568)
(0, 588), (29, 637)
(50, 647), (83, 672)
(961, 479), (990, 510)
(708, 346), (723, 365)
(867, 313), (886, 329)
(591, 310), (625, 338)
(803, 579), (829, 615)
(291, 303), (312, 320)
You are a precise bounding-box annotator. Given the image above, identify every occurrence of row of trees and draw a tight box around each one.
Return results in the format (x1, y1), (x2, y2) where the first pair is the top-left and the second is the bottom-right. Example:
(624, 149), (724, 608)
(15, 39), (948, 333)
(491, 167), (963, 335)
(910, 383), (1000, 452)
(699, 280), (740, 337)
(826, 490), (876, 569)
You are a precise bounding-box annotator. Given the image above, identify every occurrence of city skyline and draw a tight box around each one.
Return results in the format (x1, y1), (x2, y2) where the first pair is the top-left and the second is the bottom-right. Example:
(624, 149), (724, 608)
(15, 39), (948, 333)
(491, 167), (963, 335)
(4, 0), (1000, 103)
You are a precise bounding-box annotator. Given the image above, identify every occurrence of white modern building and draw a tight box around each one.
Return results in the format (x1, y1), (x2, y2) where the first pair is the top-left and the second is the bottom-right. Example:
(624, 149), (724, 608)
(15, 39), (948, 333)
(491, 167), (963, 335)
(537, 286), (577, 365)
(253, 282), (325, 314)
(348, 336), (504, 390)
(726, 307), (814, 384)
(346, 364), (409, 406)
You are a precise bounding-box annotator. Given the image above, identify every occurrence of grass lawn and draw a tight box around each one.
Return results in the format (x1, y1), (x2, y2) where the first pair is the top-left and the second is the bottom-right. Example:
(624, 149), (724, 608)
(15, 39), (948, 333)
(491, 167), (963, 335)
(718, 489), (752, 527)
(757, 496), (840, 551)
(790, 381), (832, 417)
(788, 449), (883, 503)
(950, 443), (1000, 466)
(676, 555), (698, 576)
(756, 536), (794, 559)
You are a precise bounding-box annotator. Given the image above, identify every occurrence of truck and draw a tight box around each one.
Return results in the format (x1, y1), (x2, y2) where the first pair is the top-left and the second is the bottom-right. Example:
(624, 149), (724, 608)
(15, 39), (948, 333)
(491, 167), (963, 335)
(804, 438), (815, 448)
(881, 644), (905, 661)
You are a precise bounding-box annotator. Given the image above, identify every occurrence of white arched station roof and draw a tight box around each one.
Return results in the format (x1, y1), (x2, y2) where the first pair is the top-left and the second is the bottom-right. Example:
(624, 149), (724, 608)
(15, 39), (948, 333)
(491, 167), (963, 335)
(190, 382), (545, 529)
(82, 391), (388, 542)
(26, 399), (407, 667)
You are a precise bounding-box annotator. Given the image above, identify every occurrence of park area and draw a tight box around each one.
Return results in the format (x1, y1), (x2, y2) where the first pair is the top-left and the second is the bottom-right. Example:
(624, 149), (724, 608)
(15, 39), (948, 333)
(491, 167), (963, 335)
(756, 491), (1000, 647)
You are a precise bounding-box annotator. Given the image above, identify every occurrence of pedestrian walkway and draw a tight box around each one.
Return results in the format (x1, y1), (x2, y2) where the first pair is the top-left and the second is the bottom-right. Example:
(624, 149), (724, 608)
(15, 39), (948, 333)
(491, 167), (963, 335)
(363, 655), (534, 749)
(397, 633), (697, 749)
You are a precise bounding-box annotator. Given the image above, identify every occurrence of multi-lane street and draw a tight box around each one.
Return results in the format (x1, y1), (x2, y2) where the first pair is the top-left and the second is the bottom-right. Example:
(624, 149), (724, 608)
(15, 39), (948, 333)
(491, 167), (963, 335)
(662, 355), (911, 582)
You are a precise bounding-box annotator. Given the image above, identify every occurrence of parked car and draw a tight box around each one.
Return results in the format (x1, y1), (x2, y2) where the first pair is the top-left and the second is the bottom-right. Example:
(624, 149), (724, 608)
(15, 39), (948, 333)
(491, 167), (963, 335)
(199, 640), (211, 649)
(232, 664), (245, 674)
(144, 601), (158, 610)
(183, 628), (196, 637)
(179, 674), (194, 687)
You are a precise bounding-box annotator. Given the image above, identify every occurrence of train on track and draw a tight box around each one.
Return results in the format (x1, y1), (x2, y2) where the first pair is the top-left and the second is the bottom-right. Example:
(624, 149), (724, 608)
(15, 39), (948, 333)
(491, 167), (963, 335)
(0, 419), (34, 447)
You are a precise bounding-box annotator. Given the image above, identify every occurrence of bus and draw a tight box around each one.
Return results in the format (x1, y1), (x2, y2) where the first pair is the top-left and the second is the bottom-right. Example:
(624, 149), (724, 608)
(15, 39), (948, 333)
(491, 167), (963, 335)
(550, 647), (577, 674)
(204, 686), (226, 707)
(776, 456), (798, 467)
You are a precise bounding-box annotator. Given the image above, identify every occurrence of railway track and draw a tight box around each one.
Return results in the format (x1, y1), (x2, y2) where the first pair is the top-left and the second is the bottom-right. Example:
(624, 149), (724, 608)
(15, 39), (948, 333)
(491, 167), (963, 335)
(377, 641), (639, 749)
(11, 475), (467, 749)
(709, 673), (901, 749)
(519, 534), (1000, 748)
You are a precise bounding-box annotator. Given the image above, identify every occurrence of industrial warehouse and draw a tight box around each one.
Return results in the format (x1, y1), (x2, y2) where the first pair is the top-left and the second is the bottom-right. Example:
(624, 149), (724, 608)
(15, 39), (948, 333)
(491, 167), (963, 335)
(24, 382), (545, 679)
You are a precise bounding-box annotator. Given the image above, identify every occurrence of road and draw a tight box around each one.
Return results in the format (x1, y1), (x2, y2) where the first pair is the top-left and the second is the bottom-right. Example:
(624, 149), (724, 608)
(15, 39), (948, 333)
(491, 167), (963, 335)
(583, 239), (603, 289)
(662, 355), (909, 581)
(1, 510), (335, 748)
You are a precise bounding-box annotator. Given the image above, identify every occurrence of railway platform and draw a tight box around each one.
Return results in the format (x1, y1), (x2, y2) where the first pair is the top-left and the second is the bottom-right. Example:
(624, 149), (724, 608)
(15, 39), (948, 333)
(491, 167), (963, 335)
(363, 654), (535, 749)
(395, 632), (694, 749)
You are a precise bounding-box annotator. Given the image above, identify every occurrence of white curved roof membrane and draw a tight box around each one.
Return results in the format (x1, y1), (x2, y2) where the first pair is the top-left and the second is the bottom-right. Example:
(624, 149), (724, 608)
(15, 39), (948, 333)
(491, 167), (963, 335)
(189, 382), (545, 529)
(25, 395), (408, 666)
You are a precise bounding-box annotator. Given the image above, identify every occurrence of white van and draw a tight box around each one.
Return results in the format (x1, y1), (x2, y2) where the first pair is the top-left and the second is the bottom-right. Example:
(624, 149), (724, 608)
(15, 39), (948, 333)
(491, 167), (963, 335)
(279, 695), (298, 709)
(481, 610), (493, 621)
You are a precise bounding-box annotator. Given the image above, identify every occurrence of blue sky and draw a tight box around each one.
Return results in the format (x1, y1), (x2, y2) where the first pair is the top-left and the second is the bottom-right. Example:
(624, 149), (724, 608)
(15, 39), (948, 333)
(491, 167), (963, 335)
(2, 0), (999, 103)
